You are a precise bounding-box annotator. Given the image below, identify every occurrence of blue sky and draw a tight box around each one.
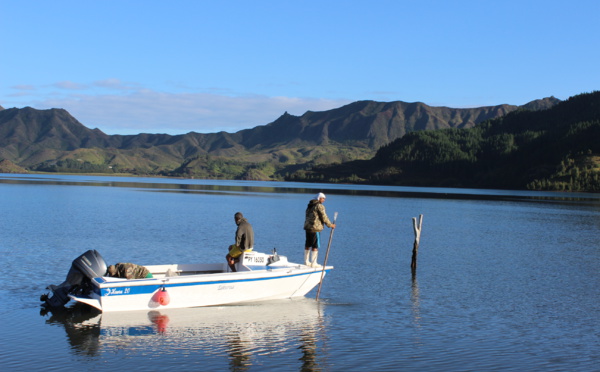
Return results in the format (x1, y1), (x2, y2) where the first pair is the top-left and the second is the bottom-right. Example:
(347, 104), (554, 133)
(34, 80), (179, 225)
(2, 1), (599, 135)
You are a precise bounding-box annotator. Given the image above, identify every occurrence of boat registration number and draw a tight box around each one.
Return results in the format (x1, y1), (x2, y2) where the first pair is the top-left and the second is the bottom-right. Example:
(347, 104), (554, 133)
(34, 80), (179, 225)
(245, 256), (265, 264)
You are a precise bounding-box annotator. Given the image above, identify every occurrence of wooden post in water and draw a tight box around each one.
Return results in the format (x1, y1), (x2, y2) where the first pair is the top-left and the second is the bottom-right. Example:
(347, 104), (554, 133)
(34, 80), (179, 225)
(411, 214), (423, 271)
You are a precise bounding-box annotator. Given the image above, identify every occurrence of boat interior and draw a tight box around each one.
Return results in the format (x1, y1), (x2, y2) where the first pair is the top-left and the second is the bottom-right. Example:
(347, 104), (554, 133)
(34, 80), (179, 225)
(144, 251), (287, 278)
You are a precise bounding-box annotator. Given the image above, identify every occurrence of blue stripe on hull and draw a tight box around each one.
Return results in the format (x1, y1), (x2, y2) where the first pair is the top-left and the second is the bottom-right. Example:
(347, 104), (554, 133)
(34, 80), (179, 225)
(97, 269), (331, 297)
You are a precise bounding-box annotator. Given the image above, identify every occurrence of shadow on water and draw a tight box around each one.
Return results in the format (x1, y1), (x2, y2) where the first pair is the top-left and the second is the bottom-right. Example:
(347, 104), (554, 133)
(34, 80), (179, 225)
(41, 298), (329, 370)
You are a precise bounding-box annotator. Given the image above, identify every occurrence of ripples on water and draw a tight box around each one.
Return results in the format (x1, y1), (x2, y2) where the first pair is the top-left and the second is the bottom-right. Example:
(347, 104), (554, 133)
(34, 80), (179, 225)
(1, 174), (599, 371)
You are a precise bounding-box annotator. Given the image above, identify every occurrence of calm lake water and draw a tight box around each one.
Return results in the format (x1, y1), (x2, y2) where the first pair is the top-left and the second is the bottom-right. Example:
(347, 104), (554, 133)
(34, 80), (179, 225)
(1, 174), (599, 371)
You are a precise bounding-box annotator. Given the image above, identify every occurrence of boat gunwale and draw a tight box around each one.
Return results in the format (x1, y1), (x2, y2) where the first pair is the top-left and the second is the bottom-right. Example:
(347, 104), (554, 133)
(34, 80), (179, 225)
(93, 265), (334, 289)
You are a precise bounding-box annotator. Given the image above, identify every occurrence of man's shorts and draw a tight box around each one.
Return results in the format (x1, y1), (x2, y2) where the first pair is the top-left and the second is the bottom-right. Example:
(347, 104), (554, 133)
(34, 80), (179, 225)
(228, 244), (253, 258)
(305, 231), (321, 249)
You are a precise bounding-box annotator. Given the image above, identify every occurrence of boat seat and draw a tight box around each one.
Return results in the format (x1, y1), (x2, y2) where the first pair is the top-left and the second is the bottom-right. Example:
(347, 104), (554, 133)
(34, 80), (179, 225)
(234, 251), (255, 272)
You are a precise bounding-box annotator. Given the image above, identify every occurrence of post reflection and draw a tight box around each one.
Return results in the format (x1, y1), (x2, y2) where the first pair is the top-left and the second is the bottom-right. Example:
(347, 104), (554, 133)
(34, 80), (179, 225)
(411, 270), (421, 328)
(42, 298), (328, 370)
(410, 270), (423, 347)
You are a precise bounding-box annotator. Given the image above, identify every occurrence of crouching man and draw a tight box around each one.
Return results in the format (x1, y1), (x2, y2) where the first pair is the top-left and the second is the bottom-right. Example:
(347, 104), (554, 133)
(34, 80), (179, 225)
(226, 212), (254, 272)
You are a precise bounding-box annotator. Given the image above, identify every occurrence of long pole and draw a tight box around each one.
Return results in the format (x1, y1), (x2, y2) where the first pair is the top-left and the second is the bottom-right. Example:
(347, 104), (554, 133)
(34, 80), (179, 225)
(316, 212), (338, 301)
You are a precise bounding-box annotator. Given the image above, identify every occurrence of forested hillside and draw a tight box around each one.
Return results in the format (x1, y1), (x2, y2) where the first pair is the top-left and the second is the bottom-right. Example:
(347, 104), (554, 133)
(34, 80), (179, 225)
(290, 92), (600, 192)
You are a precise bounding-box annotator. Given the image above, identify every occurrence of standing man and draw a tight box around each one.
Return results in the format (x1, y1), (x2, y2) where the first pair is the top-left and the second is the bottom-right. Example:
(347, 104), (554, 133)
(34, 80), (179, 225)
(304, 193), (336, 267)
(226, 212), (254, 272)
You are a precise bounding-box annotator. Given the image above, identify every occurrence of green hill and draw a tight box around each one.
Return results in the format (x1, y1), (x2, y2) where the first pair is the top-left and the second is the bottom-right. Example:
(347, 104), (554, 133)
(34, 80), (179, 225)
(293, 92), (600, 192)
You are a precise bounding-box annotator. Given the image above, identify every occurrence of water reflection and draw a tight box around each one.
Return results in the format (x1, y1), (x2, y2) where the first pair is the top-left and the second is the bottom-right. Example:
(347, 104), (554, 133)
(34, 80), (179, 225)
(42, 299), (327, 370)
(410, 271), (425, 352)
(2, 173), (599, 203)
(43, 303), (102, 356)
(299, 323), (320, 371)
(411, 271), (421, 329)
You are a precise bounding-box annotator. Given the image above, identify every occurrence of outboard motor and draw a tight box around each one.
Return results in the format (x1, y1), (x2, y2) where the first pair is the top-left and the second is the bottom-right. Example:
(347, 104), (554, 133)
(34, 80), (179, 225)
(41, 250), (107, 309)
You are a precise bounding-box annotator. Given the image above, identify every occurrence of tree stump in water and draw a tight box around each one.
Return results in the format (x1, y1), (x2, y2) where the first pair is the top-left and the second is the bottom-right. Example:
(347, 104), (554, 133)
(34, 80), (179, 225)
(411, 214), (423, 271)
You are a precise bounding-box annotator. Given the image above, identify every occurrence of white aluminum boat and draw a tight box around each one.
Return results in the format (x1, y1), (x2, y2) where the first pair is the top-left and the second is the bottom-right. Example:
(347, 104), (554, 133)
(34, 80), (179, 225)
(41, 249), (333, 312)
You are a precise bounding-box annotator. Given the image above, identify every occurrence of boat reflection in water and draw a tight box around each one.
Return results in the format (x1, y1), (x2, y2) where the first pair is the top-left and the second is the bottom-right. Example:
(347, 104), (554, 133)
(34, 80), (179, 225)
(44, 298), (327, 369)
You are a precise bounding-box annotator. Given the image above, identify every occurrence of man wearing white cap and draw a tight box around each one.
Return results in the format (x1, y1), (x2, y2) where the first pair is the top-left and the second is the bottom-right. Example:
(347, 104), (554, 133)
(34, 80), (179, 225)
(303, 192), (336, 267)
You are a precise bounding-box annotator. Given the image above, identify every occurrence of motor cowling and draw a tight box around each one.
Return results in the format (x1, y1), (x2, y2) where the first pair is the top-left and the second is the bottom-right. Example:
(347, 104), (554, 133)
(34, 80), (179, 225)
(41, 250), (107, 309)
(71, 250), (107, 280)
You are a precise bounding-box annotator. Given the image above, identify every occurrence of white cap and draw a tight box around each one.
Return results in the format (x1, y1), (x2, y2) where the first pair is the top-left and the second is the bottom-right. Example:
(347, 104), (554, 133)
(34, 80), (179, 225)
(315, 192), (326, 200)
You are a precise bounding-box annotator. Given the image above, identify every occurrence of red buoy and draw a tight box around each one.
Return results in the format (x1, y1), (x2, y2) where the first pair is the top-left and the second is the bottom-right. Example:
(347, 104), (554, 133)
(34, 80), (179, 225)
(155, 287), (170, 306)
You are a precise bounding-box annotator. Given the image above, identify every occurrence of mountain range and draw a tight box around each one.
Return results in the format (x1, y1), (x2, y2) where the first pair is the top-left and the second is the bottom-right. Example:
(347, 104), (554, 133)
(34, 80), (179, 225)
(298, 92), (599, 192)
(0, 97), (559, 179)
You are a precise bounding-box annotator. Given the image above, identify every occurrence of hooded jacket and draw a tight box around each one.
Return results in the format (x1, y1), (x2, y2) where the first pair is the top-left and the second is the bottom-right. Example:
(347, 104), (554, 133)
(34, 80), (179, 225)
(107, 263), (150, 279)
(235, 217), (254, 250)
(304, 199), (333, 232)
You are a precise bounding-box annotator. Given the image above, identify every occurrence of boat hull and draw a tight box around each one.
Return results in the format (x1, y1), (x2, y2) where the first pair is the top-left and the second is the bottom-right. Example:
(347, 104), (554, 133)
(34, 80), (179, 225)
(71, 264), (332, 312)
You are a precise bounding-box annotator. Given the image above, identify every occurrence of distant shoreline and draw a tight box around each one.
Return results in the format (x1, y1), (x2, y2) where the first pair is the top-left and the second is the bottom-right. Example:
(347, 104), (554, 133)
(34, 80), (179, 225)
(2, 172), (599, 202)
